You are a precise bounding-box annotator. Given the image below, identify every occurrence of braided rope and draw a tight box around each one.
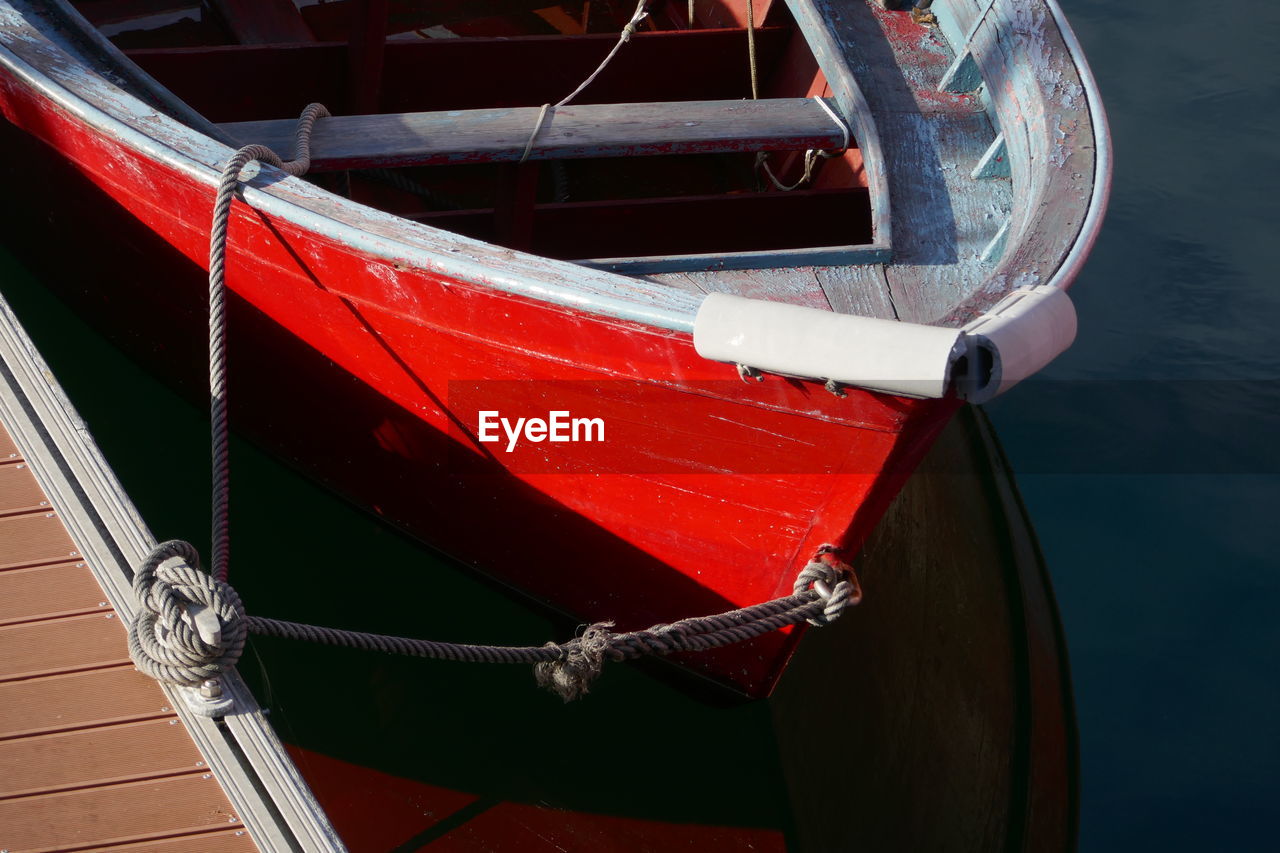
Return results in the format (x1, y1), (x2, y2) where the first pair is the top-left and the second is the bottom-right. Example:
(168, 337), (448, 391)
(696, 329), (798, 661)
(130, 538), (860, 700)
(131, 100), (867, 702)
(253, 546), (860, 701)
(207, 103), (329, 584)
(127, 540), (248, 686)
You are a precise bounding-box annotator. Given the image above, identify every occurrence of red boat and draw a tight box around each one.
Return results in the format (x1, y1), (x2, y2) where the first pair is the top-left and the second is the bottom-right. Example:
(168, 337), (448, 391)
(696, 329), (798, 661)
(0, 0), (1108, 695)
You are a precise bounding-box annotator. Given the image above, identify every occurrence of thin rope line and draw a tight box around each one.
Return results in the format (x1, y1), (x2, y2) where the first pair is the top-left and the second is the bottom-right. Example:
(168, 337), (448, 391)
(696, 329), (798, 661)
(556, 0), (648, 106)
(207, 104), (329, 583)
(756, 97), (850, 192)
(519, 103), (553, 164)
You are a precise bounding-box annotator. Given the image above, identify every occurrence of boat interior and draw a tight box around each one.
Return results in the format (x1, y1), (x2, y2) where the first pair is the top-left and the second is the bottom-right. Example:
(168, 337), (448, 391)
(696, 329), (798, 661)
(72, 0), (877, 269)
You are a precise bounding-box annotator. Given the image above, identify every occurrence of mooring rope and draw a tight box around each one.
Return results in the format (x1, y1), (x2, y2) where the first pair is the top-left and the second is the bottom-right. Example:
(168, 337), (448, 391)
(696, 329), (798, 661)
(207, 103), (330, 584)
(130, 538), (861, 701)
(128, 100), (865, 703)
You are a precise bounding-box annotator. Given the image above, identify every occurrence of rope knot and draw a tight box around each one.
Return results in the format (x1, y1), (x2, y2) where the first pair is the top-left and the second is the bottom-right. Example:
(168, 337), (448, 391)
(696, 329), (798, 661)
(533, 621), (616, 702)
(793, 545), (863, 626)
(620, 11), (648, 41)
(127, 540), (248, 687)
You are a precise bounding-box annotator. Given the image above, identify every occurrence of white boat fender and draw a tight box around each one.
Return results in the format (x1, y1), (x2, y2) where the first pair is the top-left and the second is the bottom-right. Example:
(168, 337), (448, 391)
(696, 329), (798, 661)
(693, 292), (967, 399)
(692, 285), (1077, 402)
(960, 285), (1077, 402)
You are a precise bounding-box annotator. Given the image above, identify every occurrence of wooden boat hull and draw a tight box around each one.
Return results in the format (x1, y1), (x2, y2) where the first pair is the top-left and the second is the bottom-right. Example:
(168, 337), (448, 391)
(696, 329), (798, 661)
(0, 0), (1108, 696)
(0, 73), (955, 696)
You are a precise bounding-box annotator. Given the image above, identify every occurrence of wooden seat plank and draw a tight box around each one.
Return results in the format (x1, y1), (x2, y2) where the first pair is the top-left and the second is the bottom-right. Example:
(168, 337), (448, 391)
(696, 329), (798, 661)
(219, 98), (849, 171)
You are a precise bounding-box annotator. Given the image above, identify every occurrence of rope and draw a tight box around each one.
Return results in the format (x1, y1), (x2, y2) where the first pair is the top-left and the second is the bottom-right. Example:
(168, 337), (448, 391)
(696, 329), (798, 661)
(515, 2), (648, 167)
(519, 103), (553, 164)
(207, 103), (330, 584)
(129, 100), (867, 703)
(746, 0), (759, 100)
(755, 97), (850, 192)
(126, 104), (330, 691)
(556, 0), (649, 107)
(130, 538), (861, 700)
(128, 540), (248, 686)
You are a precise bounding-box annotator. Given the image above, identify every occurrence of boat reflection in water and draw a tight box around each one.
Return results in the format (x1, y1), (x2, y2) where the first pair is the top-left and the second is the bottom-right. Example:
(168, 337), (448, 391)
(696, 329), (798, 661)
(246, 406), (1075, 852)
(0, 255), (1073, 850)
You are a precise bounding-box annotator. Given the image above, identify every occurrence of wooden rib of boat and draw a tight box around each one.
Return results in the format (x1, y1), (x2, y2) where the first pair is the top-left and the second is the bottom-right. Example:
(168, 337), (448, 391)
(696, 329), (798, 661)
(0, 0), (1109, 695)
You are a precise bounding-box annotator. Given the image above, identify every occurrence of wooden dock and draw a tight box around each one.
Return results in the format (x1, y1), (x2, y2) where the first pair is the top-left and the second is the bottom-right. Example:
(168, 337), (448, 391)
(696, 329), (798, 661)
(0, 296), (341, 852)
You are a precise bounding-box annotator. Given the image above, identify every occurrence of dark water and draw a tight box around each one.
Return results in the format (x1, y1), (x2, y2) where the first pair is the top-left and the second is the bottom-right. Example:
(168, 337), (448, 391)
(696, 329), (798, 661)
(3, 0), (1278, 849)
(982, 1), (1280, 849)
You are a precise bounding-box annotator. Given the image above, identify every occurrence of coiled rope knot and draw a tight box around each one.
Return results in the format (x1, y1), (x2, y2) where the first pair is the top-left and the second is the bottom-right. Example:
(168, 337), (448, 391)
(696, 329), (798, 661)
(127, 540), (248, 687)
(533, 621), (618, 702)
(793, 545), (863, 626)
(531, 549), (863, 700)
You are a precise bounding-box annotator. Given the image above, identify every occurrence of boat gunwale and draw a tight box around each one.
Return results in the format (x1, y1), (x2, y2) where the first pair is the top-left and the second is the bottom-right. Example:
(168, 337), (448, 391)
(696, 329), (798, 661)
(0, 0), (704, 332)
(931, 0), (1111, 320)
(1, 0), (890, 330)
(0, 0), (1110, 389)
(1039, 0), (1113, 293)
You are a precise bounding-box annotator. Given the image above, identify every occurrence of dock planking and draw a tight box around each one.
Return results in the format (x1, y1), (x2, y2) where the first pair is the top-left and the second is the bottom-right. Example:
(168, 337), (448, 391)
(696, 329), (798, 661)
(0, 290), (341, 852)
(0, 421), (258, 853)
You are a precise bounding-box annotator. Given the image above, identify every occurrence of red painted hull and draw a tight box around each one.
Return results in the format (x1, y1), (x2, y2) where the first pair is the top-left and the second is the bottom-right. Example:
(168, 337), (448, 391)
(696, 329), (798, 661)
(0, 57), (958, 695)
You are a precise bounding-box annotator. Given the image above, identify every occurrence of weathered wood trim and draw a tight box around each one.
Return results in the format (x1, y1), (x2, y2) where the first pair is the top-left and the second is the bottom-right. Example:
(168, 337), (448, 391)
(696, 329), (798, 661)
(784, 0), (892, 253)
(938, 49), (981, 94)
(580, 244), (892, 275)
(32, 0), (234, 143)
(0, 0), (704, 332)
(933, 0), (1107, 323)
(972, 132), (1009, 179)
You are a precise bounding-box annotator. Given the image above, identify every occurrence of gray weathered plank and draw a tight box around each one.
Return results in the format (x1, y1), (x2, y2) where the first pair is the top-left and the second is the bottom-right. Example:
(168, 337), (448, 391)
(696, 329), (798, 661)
(815, 265), (897, 319)
(805, 0), (1009, 324)
(677, 268), (833, 310)
(939, 0), (1097, 324)
(219, 98), (849, 171)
